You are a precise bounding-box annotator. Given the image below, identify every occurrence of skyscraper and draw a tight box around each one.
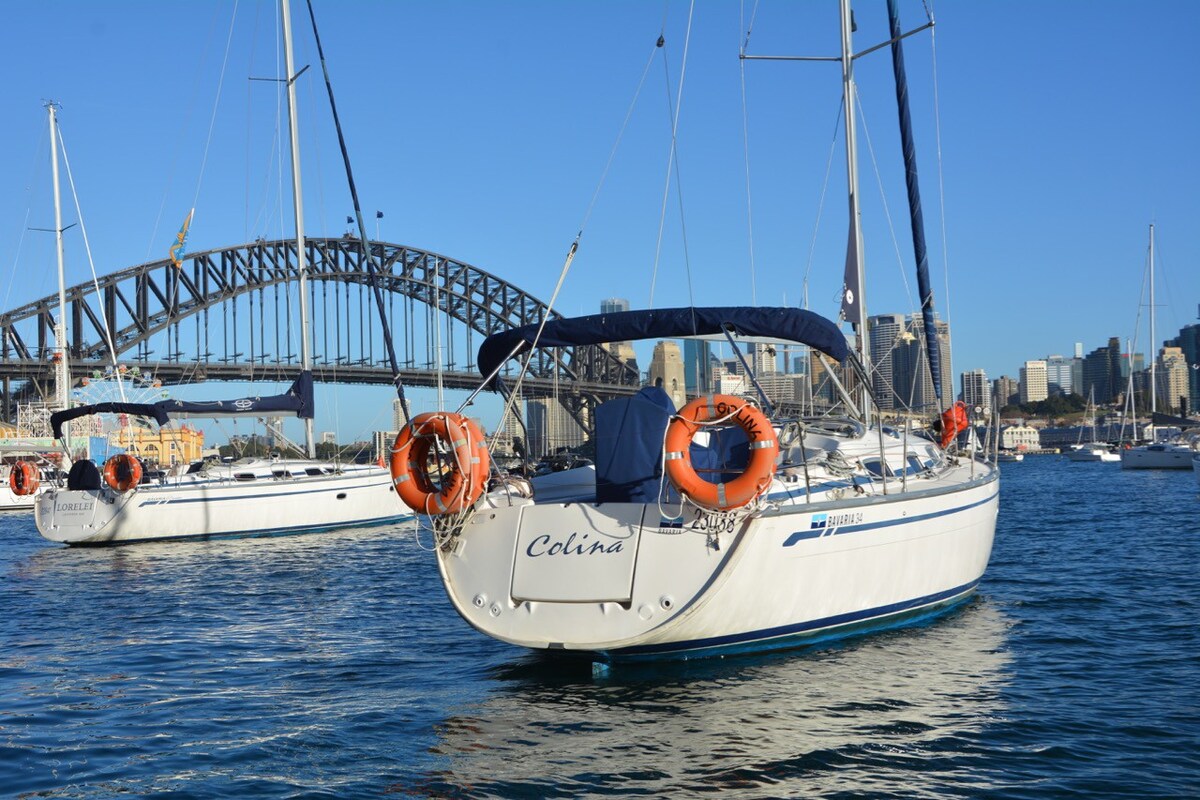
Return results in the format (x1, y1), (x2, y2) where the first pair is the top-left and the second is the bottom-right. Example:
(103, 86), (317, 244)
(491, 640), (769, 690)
(992, 375), (1019, 410)
(1019, 360), (1048, 404)
(1081, 338), (1122, 404)
(869, 312), (951, 414)
(867, 314), (906, 410)
(1044, 355), (1074, 396)
(961, 369), (990, 414)
(682, 339), (712, 397)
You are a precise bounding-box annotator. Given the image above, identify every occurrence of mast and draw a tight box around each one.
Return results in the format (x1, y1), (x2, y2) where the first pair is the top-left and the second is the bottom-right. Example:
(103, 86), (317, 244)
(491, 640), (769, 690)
(47, 102), (71, 447)
(886, 0), (942, 409)
(281, 0), (315, 457)
(838, 0), (871, 423)
(1148, 223), (1156, 425)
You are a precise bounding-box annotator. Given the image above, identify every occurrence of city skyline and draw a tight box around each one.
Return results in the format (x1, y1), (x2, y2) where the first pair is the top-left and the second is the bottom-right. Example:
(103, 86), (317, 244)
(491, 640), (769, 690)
(1, 2), (1197, 439)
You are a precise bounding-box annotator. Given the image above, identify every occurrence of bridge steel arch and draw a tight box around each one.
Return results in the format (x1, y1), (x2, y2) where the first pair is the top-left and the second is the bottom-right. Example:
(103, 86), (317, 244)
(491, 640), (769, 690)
(0, 238), (640, 432)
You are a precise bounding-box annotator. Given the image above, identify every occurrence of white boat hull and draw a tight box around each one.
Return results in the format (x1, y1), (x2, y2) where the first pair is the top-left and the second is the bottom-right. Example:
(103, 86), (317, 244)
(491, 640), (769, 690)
(437, 468), (998, 660)
(35, 465), (408, 545)
(1120, 445), (1197, 470)
(1064, 449), (1119, 463)
(0, 486), (40, 511)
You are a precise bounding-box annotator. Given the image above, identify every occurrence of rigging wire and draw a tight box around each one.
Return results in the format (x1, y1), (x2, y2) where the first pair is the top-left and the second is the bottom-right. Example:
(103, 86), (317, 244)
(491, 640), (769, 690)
(927, 5), (954, 387)
(854, 92), (916, 312)
(56, 130), (126, 398)
(153, 2), (242, 386)
(481, 31), (669, 451)
(648, 0), (697, 309)
(803, 101), (847, 312)
(739, 0), (761, 305)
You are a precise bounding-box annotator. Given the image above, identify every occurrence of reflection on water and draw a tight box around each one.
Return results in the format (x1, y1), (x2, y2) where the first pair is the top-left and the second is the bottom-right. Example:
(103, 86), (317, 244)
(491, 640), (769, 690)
(420, 600), (1012, 798)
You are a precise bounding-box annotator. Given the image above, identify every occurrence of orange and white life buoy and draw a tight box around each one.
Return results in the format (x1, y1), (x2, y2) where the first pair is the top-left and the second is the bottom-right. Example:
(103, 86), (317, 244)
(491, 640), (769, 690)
(8, 461), (40, 496)
(390, 411), (489, 515)
(664, 395), (779, 511)
(103, 454), (143, 492)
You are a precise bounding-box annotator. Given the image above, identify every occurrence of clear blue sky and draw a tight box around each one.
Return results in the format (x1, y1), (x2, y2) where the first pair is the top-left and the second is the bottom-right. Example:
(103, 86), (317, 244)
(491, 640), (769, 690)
(2, 1), (1198, 440)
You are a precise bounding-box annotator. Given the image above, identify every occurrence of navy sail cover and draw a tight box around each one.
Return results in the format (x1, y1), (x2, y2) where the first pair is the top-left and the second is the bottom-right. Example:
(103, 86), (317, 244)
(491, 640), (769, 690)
(477, 306), (848, 386)
(50, 372), (314, 440)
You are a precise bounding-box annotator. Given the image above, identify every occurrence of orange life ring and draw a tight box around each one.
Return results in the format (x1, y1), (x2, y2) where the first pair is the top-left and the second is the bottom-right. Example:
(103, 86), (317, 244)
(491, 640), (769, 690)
(664, 395), (779, 511)
(9, 461), (40, 496)
(390, 411), (489, 514)
(103, 454), (143, 492)
(939, 401), (969, 449)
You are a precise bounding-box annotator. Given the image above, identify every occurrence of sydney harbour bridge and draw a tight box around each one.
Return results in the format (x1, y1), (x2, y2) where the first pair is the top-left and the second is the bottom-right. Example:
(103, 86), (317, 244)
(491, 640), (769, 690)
(0, 238), (641, 431)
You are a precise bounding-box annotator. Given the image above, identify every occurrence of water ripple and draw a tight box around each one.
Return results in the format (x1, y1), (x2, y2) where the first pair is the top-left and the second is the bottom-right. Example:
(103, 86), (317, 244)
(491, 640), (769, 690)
(2, 458), (1199, 797)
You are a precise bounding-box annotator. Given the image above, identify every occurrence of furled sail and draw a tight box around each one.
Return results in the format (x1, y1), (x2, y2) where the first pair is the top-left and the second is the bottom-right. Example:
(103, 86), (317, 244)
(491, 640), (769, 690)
(50, 371), (314, 440)
(477, 306), (849, 391)
(887, 0), (943, 405)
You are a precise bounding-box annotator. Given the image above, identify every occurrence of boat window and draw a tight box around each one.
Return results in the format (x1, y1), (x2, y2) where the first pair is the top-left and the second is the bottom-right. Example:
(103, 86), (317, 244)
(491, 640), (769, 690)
(234, 473), (256, 482)
(305, 468), (324, 476)
(862, 458), (893, 478)
(272, 469), (290, 479)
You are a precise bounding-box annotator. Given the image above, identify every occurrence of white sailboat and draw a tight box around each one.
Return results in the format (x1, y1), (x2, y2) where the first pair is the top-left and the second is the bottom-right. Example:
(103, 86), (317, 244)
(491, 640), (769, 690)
(1121, 224), (1198, 470)
(390, 0), (999, 661)
(1064, 389), (1119, 462)
(32, 1), (408, 545)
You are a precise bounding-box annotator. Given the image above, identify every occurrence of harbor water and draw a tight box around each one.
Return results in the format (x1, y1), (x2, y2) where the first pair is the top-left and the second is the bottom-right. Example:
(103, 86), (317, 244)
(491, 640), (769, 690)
(2, 456), (1198, 798)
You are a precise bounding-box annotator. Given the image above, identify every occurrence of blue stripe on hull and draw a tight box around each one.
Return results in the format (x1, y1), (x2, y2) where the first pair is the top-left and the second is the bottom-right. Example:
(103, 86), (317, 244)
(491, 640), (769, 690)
(782, 490), (998, 546)
(69, 513), (412, 547)
(136, 480), (392, 507)
(602, 580), (980, 662)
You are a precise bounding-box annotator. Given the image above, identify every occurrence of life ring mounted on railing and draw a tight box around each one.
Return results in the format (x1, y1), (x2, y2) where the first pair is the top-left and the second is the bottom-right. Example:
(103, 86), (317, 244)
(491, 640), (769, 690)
(390, 411), (490, 515)
(664, 394), (779, 512)
(103, 454), (143, 493)
(9, 461), (41, 496)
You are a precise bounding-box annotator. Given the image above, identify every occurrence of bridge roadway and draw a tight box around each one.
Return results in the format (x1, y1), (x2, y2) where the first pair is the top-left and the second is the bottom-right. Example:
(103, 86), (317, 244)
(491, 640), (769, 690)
(0, 359), (639, 400)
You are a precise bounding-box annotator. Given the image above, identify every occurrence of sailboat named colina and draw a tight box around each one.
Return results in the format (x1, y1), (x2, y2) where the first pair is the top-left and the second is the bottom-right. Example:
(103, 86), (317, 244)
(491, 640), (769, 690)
(386, 0), (999, 661)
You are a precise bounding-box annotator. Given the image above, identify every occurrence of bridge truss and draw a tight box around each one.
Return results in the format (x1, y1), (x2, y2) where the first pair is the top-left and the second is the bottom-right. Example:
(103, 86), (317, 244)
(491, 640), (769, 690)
(0, 238), (641, 435)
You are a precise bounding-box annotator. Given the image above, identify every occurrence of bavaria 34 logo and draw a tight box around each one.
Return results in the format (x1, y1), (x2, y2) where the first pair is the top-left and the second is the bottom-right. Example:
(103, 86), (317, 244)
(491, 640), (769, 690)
(782, 511), (864, 547)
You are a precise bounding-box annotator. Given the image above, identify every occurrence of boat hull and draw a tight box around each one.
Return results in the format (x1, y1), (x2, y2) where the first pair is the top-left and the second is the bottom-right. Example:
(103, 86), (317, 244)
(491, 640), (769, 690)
(1119, 446), (1197, 470)
(0, 486), (39, 511)
(35, 467), (409, 545)
(437, 469), (999, 660)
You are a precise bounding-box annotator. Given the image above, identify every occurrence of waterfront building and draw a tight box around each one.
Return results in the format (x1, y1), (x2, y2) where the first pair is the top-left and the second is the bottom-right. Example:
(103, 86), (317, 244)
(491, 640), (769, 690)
(114, 423), (204, 467)
(1019, 360), (1048, 404)
(961, 369), (990, 414)
(1000, 424), (1040, 451)
(372, 430), (398, 462)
